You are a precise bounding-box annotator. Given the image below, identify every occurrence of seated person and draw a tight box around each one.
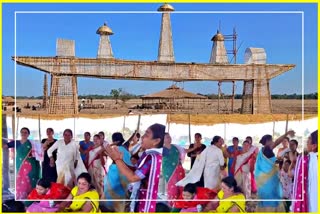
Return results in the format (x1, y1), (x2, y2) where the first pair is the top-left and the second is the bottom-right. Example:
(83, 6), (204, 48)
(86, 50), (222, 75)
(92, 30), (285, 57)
(203, 176), (245, 213)
(57, 173), (100, 213)
(27, 179), (71, 212)
(172, 183), (217, 212)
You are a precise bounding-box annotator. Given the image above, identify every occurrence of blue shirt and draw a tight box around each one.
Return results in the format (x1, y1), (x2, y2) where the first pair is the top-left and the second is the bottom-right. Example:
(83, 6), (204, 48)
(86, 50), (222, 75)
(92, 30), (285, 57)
(79, 140), (94, 161)
(227, 145), (243, 175)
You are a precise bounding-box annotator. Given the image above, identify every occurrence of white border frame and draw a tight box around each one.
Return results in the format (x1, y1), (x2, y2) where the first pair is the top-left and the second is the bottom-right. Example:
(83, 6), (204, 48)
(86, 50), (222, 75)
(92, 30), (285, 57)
(14, 10), (305, 203)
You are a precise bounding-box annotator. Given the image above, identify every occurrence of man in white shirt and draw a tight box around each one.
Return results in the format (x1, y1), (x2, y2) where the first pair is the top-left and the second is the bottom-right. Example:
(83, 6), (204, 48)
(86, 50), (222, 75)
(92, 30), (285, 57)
(177, 136), (225, 190)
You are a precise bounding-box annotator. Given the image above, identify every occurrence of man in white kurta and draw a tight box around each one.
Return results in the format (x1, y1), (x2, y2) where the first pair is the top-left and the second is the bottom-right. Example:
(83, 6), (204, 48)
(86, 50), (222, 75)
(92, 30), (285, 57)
(47, 139), (87, 188)
(176, 141), (225, 189)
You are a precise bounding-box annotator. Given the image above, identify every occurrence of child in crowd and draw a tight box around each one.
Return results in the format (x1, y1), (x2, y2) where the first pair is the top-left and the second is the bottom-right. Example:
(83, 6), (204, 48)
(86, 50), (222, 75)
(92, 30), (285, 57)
(280, 160), (293, 212)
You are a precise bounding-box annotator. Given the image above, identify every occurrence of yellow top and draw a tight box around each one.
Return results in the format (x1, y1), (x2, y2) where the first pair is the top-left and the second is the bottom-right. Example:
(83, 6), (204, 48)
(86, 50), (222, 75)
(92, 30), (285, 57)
(214, 190), (246, 213)
(68, 186), (100, 213)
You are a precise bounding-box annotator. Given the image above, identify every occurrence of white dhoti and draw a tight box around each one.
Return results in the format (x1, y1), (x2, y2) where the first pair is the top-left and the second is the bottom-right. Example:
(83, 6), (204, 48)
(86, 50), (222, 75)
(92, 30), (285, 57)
(176, 144), (224, 189)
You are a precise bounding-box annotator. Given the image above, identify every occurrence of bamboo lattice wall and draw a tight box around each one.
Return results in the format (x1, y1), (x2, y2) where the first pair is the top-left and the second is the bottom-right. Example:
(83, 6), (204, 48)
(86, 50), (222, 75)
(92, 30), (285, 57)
(12, 5), (295, 115)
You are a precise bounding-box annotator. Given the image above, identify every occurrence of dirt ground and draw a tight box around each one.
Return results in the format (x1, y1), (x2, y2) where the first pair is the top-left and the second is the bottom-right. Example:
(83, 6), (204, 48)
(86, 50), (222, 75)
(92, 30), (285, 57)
(3, 98), (318, 115)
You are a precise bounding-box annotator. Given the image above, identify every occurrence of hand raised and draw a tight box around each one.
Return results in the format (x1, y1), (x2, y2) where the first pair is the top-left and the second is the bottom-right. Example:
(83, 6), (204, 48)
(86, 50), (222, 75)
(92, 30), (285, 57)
(105, 145), (123, 161)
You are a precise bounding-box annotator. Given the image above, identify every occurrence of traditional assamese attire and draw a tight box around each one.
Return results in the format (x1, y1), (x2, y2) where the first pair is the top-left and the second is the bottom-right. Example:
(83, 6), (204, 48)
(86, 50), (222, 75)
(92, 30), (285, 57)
(26, 182), (71, 212)
(172, 187), (216, 212)
(162, 144), (186, 206)
(226, 146), (242, 176)
(233, 146), (256, 199)
(41, 138), (58, 183)
(79, 140), (94, 162)
(87, 146), (107, 197)
(103, 146), (133, 212)
(47, 140), (87, 188)
(15, 140), (41, 200)
(132, 148), (163, 212)
(66, 186), (100, 213)
(254, 149), (284, 212)
(213, 190), (245, 213)
(176, 144), (224, 190)
(292, 152), (318, 212)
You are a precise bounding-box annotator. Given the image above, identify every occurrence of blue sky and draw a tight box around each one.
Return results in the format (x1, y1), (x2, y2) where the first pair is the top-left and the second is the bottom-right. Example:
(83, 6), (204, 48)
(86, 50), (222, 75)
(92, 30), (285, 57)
(2, 3), (317, 96)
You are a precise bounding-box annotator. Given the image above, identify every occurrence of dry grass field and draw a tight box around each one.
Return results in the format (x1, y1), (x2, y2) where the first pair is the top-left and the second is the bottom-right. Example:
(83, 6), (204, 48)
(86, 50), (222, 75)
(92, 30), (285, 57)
(3, 98), (317, 115)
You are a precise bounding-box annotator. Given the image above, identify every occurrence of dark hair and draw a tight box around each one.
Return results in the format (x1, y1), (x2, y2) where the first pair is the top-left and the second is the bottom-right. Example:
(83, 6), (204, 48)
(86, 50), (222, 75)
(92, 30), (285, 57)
(290, 139), (298, 146)
(262, 146), (275, 158)
(84, 132), (91, 136)
(285, 159), (291, 165)
(311, 130), (318, 145)
(195, 133), (202, 138)
(246, 136), (252, 142)
(149, 123), (166, 148)
(283, 137), (290, 142)
(77, 172), (92, 184)
(136, 133), (141, 139)
(93, 134), (101, 139)
(131, 154), (140, 161)
(77, 173), (95, 190)
(155, 203), (171, 212)
(278, 160), (284, 170)
(232, 137), (239, 142)
(63, 129), (73, 137)
(112, 132), (125, 146)
(259, 134), (273, 146)
(211, 136), (222, 145)
(46, 128), (54, 133)
(221, 176), (242, 193)
(183, 183), (197, 194)
(20, 127), (30, 135)
(98, 131), (105, 137)
(243, 140), (250, 145)
(36, 178), (51, 189)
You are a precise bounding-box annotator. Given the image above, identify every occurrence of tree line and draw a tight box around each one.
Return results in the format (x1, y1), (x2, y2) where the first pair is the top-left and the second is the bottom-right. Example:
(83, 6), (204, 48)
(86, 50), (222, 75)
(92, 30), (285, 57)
(7, 91), (318, 100)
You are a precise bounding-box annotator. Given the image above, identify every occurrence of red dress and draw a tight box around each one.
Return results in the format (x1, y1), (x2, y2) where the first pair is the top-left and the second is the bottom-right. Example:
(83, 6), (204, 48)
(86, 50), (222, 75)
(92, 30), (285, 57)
(28, 182), (71, 200)
(173, 187), (217, 209)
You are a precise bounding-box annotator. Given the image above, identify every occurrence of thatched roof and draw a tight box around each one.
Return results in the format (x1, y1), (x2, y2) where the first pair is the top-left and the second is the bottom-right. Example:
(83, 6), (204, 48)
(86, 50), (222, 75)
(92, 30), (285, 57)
(142, 85), (207, 99)
(2, 96), (14, 103)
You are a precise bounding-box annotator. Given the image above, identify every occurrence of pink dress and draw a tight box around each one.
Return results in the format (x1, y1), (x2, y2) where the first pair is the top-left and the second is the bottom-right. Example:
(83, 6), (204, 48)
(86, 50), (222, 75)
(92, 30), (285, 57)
(292, 155), (309, 212)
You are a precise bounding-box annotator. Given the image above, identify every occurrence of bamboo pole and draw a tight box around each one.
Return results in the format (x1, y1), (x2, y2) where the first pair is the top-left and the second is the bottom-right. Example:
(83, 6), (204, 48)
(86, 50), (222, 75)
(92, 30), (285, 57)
(123, 115), (126, 133)
(218, 82), (221, 114)
(231, 81), (235, 113)
(285, 114), (289, 133)
(136, 114), (141, 132)
(272, 121), (275, 138)
(188, 114), (191, 144)
(224, 123), (227, 141)
(12, 114), (16, 141)
(38, 114), (42, 141)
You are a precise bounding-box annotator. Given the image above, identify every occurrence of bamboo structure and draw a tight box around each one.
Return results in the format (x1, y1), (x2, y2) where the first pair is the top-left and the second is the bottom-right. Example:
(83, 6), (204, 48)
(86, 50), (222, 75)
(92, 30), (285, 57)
(12, 3), (295, 115)
(142, 85), (207, 111)
(43, 74), (48, 109)
(158, 3), (175, 62)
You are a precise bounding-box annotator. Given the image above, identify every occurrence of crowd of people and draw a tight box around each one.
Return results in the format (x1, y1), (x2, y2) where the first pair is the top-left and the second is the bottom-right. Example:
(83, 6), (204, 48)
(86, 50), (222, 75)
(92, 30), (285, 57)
(3, 125), (318, 213)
